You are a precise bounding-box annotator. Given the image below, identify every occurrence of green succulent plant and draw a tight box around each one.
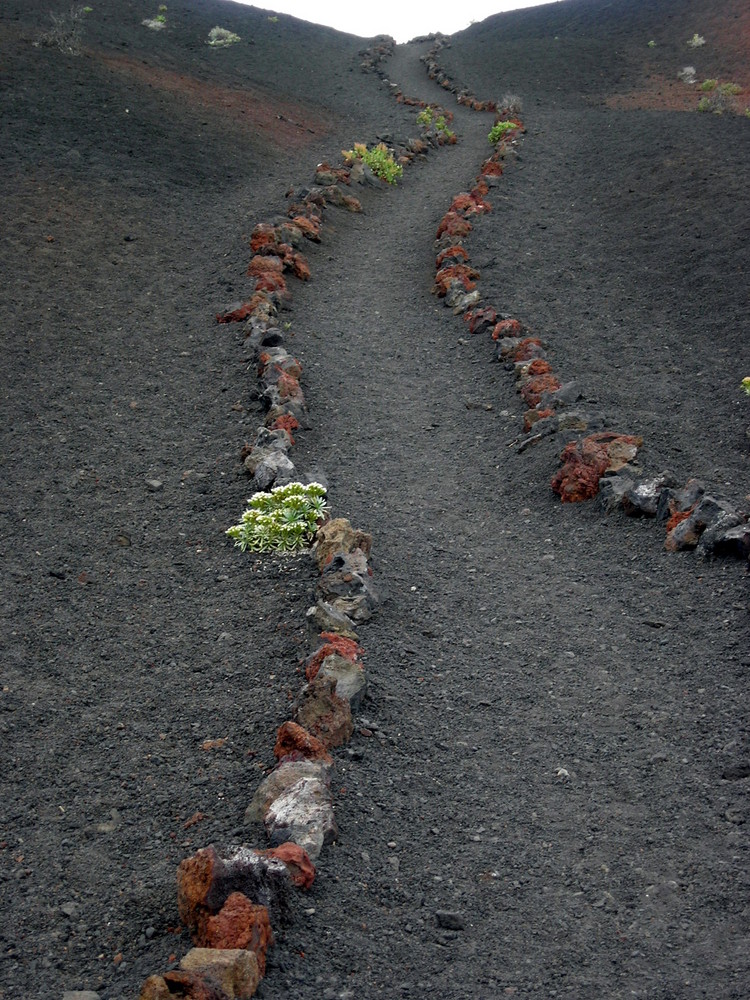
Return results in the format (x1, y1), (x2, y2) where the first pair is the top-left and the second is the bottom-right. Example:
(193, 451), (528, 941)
(341, 142), (403, 184)
(488, 121), (517, 143)
(742, 377), (750, 396)
(226, 482), (328, 553)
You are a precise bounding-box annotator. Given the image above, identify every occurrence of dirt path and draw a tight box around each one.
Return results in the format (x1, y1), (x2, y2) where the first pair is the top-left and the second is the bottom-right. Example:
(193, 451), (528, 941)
(254, 44), (750, 1000)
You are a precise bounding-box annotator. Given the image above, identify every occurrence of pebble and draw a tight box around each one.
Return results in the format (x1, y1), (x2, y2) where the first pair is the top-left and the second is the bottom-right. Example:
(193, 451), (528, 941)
(435, 909), (465, 930)
(144, 478), (163, 491)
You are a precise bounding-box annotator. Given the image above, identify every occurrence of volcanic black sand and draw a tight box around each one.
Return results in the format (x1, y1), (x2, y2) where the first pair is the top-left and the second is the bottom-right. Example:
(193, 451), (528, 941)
(1, 0), (748, 998)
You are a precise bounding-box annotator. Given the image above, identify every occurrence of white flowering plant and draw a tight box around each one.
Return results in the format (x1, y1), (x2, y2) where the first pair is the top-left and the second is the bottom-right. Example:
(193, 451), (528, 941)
(226, 482), (328, 553)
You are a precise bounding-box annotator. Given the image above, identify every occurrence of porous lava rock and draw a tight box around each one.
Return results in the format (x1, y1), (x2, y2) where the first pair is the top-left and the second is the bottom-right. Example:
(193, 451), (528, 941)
(180, 947), (261, 999)
(316, 653), (367, 710)
(177, 845), (292, 937)
(294, 674), (354, 749)
(259, 843), (316, 890)
(273, 721), (333, 764)
(313, 518), (372, 570)
(551, 433), (643, 503)
(202, 894), (273, 976)
(317, 549), (378, 622)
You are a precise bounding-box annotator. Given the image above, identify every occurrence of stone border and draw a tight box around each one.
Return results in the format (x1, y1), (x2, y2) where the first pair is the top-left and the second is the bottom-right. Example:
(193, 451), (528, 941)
(137, 40), (470, 1000)
(421, 43), (750, 565)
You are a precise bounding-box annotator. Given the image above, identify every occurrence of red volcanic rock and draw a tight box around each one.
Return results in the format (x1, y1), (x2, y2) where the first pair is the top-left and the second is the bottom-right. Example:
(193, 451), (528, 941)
(665, 505), (695, 534)
(491, 319), (526, 340)
(294, 675), (353, 750)
(520, 373), (562, 408)
(180, 949), (260, 1000)
(433, 264), (479, 297)
(254, 271), (287, 295)
(261, 843), (316, 890)
(449, 193), (476, 214)
(510, 337), (544, 361)
(435, 244), (469, 268)
(305, 634), (364, 681)
(248, 255), (284, 276)
(290, 215), (321, 241)
(480, 160), (504, 177)
(287, 251), (310, 281)
(274, 721), (333, 764)
(436, 211), (473, 240)
(249, 222), (279, 252)
(464, 307), (497, 335)
(472, 179), (490, 198)
(267, 414), (299, 443)
(203, 893), (273, 976)
(275, 371), (302, 402)
(524, 358), (554, 376)
(551, 433), (643, 503)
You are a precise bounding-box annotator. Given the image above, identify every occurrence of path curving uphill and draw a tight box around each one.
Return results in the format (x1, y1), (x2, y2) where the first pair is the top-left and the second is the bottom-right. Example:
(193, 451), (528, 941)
(1, 1), (748, 998)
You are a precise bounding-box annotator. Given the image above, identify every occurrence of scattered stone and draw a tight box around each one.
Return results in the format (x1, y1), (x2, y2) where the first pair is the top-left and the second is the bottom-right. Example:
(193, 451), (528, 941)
(139, 975), (172, 1000)
(321, 185), (362, 212)
(201, 895), (272, 976)
(294, 675), (354, 749)
(245, 759), (331, 824)
(435, 910), (465, 930)
(264, 775), (338, 861)
(145, 479), (163, 491)
(314, 518), (372, 570)
(274, 721), (333, 764)
(317, 653), (367, 710)
(177, 845), (292, 937)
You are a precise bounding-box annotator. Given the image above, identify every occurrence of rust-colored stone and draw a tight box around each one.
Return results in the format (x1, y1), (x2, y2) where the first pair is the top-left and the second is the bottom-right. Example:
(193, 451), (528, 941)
(436, 211), (473, 240)
(249, 223), (279, 253)
(551, 433), (643, 503)
(274, 721), (333, 764)
(261, 843), (316, 890)
(254, 272), (287, 295)
(139, 975), (171, 1000)
(464, 307), (497, 334)
(510, 337), (544, 360)
(523, 358), (553, 376)
(480, 160), (503, 177)
(290, 215), (321, 241)
(305, 634), (364, 681)
(433, 264), (479, 297)
(203, 893), (273, 977)
(267, 414), (299, 443)
(665, 505), (695, 534)
(435, 244), (469, 268)
(491, 319), (526, 341)
(248, 255), (284, 276)
(520, 373), (562, 408)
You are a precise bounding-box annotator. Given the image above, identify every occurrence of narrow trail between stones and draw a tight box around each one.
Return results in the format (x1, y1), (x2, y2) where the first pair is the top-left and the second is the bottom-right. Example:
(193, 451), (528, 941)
(256, 45), (749, 1000)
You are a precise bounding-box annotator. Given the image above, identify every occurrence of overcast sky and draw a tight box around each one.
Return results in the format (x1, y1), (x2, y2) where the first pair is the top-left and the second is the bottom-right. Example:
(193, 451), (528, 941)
(227, 1), (553, 44)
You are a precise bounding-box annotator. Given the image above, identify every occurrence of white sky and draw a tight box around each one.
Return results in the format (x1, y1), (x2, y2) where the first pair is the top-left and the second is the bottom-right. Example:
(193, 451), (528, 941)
(227, 1), (553, 44)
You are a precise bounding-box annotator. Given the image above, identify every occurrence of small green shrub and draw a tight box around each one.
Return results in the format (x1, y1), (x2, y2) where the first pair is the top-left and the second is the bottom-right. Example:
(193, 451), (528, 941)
(647, 40), (656, 48)
(226, 482), (328, 553)
(342, 142), (403, 184)
(719, 82), (742, 96)
(687, 33), (705, 48)
(742, 378), (750, 396)
(416, 108), (434, 127)
(699, 79), (717, 92)
(698, 82), (741, 113)
(488, 121), (516, 143)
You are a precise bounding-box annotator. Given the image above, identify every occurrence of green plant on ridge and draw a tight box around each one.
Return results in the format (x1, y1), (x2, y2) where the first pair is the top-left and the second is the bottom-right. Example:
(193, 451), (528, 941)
(742, 377), (750, 396)
(416, 107), (455, 141)
(699, 79), (717, 92)
(226, 482), (328, 553)
(341, 142), (403, 184)
(208, 25), (241, 47)
(488, 121), (516, 144)
(687, 33), (706, 48)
